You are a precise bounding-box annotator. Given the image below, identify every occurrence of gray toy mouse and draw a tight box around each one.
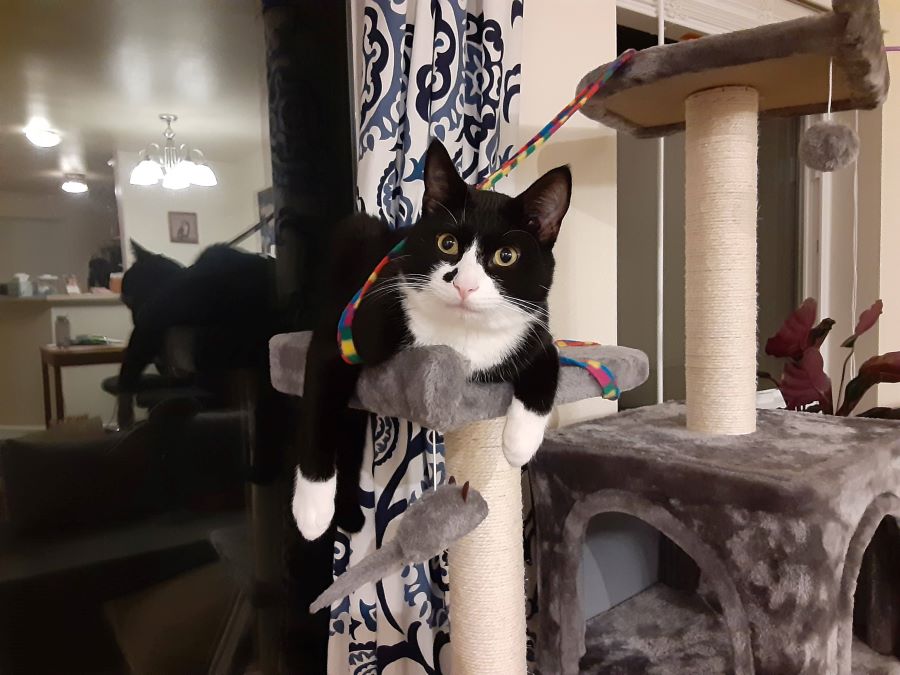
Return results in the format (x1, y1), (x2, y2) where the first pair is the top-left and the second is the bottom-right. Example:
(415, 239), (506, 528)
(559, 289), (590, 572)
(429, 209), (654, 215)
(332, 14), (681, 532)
(309, 479), (488, 613)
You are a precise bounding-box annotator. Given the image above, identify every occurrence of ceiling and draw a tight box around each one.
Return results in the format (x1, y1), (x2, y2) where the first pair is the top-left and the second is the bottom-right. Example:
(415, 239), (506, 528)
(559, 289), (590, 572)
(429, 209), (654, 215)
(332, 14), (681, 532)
(0, 0), (268, 195)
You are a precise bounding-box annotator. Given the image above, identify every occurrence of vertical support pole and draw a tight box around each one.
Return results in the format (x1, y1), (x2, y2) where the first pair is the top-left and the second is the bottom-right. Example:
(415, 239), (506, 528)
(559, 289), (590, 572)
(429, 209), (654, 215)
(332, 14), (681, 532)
(684, 86), (759, 434)
(444, 417), (526, 674)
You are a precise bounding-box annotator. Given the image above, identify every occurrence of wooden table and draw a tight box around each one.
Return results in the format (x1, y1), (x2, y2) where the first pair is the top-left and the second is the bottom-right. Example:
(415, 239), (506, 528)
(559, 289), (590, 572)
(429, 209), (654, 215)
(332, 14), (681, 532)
(39, 344), (125, 427)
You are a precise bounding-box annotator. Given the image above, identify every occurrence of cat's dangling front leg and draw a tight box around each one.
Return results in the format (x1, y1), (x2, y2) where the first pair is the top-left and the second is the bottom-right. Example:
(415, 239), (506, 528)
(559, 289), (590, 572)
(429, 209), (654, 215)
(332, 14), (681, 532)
(502, 343), (560, 467)
(292, 335), (362, 540)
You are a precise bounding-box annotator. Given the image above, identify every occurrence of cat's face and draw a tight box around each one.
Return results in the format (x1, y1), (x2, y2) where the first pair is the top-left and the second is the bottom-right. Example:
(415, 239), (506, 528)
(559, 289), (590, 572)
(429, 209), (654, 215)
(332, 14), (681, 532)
(399, 141), (571, 369)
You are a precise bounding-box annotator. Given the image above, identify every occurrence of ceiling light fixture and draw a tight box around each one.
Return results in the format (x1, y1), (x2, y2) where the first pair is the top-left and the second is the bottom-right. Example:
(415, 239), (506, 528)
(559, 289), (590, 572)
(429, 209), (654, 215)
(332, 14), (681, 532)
(129, 114), (217, 190)
(61, 173), (88, 194)
(24, 117), (61, 148)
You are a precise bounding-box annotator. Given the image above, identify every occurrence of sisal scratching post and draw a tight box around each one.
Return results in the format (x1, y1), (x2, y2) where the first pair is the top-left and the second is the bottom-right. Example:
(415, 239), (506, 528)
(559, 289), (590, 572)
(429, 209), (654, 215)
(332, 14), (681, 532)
(684, 87), (759, 435)
(444, 417), (526, 674)
(576, 0), (887, 435)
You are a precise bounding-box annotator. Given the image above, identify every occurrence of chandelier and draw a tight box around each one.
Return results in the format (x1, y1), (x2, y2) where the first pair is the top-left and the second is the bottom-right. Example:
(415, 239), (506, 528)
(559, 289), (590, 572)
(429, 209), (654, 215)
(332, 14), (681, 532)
(129, 114), (217, 190)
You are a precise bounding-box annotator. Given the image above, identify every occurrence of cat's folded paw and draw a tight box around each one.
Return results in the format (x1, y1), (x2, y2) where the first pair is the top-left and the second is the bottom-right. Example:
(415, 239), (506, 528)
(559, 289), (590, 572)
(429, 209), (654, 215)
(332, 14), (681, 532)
(502, 399), (550, 468)
(292, 469), (336, 540)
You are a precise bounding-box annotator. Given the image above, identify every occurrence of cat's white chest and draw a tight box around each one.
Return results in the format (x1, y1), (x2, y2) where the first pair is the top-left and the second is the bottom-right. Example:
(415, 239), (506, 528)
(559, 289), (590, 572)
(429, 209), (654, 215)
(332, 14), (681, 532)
(402, 292), (529, 374)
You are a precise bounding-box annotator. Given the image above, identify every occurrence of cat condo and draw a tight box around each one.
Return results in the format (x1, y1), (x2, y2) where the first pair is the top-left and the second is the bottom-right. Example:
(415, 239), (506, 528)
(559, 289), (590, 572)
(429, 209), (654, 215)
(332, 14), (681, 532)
(269, 1), (897, 674)
(527, 1), (898, 674)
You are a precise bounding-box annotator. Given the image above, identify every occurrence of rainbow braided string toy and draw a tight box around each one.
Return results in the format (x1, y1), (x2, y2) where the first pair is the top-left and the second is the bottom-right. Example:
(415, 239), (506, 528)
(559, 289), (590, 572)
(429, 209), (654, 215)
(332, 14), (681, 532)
(338, 50), (636, 394)
(476, 49), (636, 190)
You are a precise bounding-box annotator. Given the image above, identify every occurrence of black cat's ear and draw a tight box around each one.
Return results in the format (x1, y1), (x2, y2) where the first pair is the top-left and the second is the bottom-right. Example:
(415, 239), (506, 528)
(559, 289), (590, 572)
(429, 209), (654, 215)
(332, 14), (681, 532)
(423, 140), (467, 216)
(131, 240), (151, 262)
(518, 166), (572, 247)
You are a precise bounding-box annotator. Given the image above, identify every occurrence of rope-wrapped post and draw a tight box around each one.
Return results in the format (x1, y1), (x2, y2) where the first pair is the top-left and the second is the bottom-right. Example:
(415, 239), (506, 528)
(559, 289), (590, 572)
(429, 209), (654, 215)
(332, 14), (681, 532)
(444, 417), (526, 674)
(684, 86), (759, 435)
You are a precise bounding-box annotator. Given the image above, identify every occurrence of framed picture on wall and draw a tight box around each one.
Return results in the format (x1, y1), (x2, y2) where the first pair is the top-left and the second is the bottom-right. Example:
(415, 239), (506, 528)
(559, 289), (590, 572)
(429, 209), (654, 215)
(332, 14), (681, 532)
(168, 211), (199, 244)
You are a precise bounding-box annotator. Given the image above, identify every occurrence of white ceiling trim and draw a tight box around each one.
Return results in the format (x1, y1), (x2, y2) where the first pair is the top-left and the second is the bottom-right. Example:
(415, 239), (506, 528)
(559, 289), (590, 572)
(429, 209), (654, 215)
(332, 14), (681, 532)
(617, 0), (826, 36)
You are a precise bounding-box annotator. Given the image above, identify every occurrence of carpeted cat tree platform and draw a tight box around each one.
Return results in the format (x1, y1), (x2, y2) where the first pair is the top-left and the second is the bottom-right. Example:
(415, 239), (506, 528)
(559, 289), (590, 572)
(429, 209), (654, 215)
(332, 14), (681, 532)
(270, 333), (650, 674)
(523, 1), (896, 674)
(531, 403), (900, 675)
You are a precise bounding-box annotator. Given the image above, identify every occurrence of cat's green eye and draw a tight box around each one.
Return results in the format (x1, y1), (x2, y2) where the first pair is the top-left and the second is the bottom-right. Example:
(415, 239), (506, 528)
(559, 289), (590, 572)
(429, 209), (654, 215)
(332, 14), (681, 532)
(436, 233), (459, 255)
(493, 246), (519, 267)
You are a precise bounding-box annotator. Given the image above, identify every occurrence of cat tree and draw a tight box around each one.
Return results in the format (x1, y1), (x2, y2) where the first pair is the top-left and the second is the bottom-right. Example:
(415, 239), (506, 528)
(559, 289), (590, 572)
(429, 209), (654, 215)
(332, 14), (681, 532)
(270, 2), (895, 672)
(270, 334), (649, 674)
(577, 0), (888, 435)
(524, 1), (894, 674)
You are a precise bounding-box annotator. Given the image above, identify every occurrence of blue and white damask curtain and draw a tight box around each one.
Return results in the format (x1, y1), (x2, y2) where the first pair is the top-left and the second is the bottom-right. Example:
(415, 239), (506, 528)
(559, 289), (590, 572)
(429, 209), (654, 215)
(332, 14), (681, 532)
(328, 2), (523, 673)
(355, 0), (523, 227)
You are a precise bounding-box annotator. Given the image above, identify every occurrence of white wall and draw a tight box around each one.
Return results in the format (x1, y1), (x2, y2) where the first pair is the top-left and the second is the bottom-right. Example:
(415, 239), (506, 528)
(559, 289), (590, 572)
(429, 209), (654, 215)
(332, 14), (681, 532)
(510, 0), (618, 427)
(115, 149), (267, 268)
(0, 189), (119, 286)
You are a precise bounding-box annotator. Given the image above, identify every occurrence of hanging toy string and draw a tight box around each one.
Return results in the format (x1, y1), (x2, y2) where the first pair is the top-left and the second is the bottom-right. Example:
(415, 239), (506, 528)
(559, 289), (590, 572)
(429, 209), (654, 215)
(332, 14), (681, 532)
(476, 48), (637, 190)
(339, 49), (637, 366)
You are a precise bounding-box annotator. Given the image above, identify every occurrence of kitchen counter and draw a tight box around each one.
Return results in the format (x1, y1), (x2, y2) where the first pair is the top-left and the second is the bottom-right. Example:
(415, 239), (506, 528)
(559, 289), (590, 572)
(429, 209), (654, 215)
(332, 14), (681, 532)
(0, 293), (122, 307)
(0, 295), (131, 432)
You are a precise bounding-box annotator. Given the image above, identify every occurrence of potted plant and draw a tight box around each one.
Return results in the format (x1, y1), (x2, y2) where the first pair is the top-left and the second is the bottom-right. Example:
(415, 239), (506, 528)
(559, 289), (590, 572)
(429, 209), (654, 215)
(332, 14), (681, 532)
(759, 298), (900, 418)
(761, 297), (900, 656)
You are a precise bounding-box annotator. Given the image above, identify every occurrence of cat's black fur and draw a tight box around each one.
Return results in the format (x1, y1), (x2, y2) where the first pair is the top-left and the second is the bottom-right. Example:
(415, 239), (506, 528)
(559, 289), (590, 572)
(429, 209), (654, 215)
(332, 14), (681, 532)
(295, 140), (571, 537)
(117, 242), (279, 427)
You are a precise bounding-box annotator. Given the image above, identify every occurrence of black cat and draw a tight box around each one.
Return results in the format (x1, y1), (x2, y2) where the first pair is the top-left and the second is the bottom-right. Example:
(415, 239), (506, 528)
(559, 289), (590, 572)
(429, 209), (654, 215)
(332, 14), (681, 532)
(117, 242), (278, 428)
(292, 140), (572, 540)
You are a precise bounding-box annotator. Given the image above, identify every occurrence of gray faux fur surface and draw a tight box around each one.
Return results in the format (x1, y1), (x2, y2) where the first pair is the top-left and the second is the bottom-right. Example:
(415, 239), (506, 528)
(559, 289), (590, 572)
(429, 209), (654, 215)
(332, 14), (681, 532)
(530, 402), (900, 675)
(269, 332), (649, 432)
(579, 584), (900, 675)
(580, 584), (732, 674)
(800, 120), (861, 171)
(577, 0), (889, 137)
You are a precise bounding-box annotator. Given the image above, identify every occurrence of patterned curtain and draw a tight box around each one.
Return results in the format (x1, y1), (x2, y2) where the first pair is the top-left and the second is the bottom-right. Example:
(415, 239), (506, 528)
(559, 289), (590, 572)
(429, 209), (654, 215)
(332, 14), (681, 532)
(355, 0), (523, 227)
(328, 1), (523, 673)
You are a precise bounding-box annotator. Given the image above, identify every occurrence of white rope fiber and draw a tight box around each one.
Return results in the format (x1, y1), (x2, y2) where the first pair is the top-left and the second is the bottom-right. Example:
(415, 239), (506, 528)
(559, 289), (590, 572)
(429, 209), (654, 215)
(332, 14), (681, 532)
(444, 417), (526, 674)
(685, 86), (759, 434)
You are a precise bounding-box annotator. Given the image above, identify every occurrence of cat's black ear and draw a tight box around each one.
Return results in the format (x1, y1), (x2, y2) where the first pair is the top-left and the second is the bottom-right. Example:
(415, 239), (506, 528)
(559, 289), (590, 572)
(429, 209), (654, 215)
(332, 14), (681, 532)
(423, 140), (467, 215)
(518, 166), (572, 247)
(131, 240), (151, 262)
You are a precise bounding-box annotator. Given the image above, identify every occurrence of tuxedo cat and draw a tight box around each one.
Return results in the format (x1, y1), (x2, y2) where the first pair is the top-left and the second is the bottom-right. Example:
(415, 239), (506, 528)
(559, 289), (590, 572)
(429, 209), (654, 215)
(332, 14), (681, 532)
(293, 140), (571, 540)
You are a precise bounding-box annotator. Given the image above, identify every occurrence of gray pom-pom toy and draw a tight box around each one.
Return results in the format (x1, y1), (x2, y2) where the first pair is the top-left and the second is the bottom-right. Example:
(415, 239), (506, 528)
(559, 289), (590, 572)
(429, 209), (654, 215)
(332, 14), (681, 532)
(799, 120), (860, 172)
(309, 479), (488, 614)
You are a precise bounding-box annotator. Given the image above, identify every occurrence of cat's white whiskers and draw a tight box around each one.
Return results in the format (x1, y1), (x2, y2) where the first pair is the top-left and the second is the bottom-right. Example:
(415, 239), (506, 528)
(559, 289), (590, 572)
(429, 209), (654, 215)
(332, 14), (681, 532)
(430, 199), (459, 225)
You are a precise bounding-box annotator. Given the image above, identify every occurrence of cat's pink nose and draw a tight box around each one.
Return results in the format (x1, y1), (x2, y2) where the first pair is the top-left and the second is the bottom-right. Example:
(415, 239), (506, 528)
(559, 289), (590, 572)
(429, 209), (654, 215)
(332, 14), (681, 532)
(453, 280), (479, 300)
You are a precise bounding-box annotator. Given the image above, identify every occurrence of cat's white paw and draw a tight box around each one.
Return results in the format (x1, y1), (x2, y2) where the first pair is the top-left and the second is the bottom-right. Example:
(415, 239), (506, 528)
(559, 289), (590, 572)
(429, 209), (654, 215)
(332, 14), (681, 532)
(292, 469), (336, 540)
(502, 399), (550, 468)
